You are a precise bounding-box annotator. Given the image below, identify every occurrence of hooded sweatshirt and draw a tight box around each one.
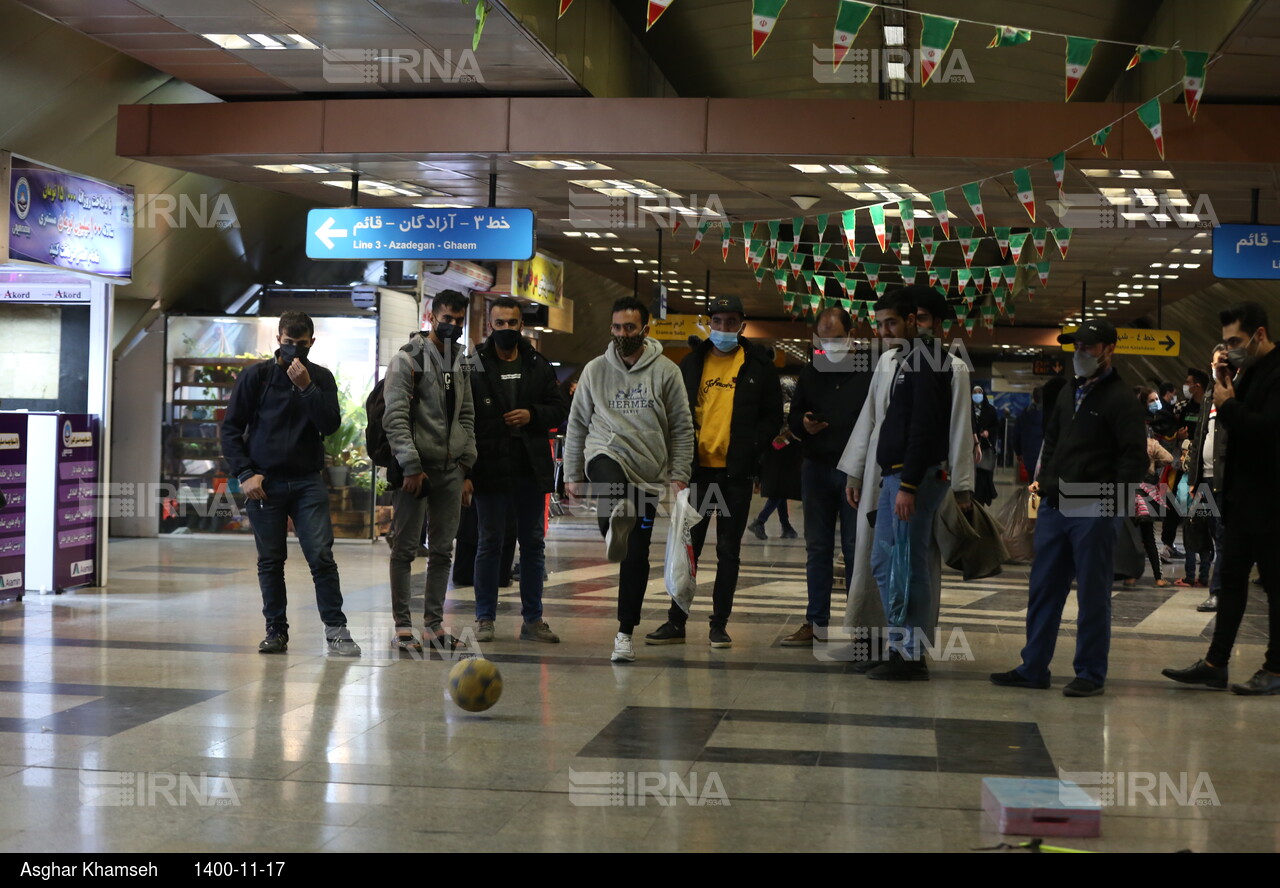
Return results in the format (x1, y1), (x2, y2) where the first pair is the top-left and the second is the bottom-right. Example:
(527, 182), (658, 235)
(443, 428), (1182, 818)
(382, 332), (477, 477)
(564, 337), (695, 489)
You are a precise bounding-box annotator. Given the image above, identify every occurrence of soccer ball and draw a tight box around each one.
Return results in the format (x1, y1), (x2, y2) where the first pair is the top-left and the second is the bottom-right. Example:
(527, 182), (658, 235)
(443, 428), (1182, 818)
(448, 657), (503, 712)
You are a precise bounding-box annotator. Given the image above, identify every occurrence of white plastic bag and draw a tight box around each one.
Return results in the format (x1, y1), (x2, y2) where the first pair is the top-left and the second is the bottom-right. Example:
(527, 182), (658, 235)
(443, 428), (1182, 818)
(664, 487), (699, 614)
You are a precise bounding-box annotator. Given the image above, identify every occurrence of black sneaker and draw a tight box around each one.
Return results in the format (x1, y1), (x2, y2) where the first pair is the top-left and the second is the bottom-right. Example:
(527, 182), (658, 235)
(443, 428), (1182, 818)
(989, 668), (1050, 689)
(709, 626), (732, 649)
(1062, 678), (1105, 697)
(780, 526), (798, 540)
(258, 631), (288, 654)
(326, 631), (361, 657)
(644, 622), (686, 645)
(747, 521), (767, 540)
(867, 650), (928, 681)
(1161, 658), (1227, 689)
(1196, 594), (1218, 613)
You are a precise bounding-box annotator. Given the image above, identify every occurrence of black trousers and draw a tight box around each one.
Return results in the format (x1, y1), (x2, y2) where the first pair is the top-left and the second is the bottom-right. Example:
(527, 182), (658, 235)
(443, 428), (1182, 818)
(1207, 527), (1280, 673)
(667, 467), (754, 629)
(587, 455), (658, 635)
(1137, 519), (1162, 580)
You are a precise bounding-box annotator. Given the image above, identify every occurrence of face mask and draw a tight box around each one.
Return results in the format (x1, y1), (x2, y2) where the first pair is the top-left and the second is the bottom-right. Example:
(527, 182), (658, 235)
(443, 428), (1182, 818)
(708, 330), (739, 352)
(971, 393), (984, 405)
(820, 338), (850, 356)
(434, 321), (463, 342)
(1227, 331), (1258, 369)
(1183, 385), (1193, 400)
(918, 329), (936, 345)
(279, 342), (309, 363)
(613, 333), (646, 357)
(1073, 350), (1100, 379)
(1149, 400), (1163, 414)
(491, 329), (521, 351)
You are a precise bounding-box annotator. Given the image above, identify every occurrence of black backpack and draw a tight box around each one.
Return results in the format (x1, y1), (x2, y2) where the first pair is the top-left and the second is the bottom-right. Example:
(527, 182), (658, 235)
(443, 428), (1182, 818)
(365, 343), (420, 469)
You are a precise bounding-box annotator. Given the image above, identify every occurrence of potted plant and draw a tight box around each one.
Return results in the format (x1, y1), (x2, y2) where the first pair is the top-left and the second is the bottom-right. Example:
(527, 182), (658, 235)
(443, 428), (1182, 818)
(323, 378), (368, 487)
(348, 461), (387, 512)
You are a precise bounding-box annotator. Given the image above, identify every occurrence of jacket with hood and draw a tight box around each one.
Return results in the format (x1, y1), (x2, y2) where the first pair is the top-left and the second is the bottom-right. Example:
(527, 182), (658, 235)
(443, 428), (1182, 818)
(680, 335), (783, 480)
(383, 332), (477, 477)
(564, 337), (695, 490)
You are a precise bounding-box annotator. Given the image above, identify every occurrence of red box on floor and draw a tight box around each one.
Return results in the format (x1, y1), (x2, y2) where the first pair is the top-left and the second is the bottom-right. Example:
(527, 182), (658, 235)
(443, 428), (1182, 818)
(981, 777), (1102, 837)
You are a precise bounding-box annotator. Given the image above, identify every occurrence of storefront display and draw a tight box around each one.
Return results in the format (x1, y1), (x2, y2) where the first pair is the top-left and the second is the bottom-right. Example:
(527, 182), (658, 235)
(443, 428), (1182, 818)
(0, 413), (26, 601)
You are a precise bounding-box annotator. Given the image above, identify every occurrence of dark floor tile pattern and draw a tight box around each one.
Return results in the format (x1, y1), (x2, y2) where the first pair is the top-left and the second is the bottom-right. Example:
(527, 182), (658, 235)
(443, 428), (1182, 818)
(0, 681), (225, 736)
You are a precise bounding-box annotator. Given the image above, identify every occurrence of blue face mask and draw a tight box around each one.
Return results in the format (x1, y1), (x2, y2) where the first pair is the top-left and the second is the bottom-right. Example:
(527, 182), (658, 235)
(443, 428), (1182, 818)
(1149, 399), (1162, 414)
(709, 329), (739, 352)
(972, 393), (984, 405)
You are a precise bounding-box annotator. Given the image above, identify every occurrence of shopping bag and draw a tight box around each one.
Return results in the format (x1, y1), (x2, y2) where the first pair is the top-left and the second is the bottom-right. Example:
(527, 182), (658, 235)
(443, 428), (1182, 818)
(997, 487), (1036, 564)
(663, 487), (700, 614)
(878, 520), (912, 626)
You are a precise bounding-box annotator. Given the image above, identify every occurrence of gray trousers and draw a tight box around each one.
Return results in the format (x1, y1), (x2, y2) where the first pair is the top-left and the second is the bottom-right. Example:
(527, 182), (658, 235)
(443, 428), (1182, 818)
(389, 464), (463, 632)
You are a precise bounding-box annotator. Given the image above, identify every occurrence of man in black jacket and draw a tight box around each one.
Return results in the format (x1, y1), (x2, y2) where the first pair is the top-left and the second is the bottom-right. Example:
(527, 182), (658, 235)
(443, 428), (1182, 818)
(469, 298), (569, 644)
(991, 319), (1146, 696)
(645, 295), (783, 649)
(1163, 303), (1280, 695)
(780, 306), (871, 646)
(220, 311), (360, 657)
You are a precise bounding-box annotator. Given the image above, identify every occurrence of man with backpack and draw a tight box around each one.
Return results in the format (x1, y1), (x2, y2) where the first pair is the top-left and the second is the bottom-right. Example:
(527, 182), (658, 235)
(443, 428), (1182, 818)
(468, 297), (568, 643)
(380, 290), (477, 651)
(220, 310), (360, 657)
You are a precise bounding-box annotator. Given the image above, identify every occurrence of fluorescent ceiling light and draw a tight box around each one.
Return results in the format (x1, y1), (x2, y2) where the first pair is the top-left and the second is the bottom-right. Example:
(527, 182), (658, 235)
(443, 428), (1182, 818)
(203, 34), (254, 49)
(1182, 263), (1201, 268)
(1178, 213), (1199, 222)
(791, 164), (828, 173)
(1121, 212), (1147, 221)
(829, 164), (856, 174)
(1152, 213), (1172, 222)
(886, 61), (906, 80)
(883, 25), (905, 46)
(248, 33), (284, 48)
(515, 159), (613, 171)
(288, 34), (318, 49)
(863, 165), (889, 175)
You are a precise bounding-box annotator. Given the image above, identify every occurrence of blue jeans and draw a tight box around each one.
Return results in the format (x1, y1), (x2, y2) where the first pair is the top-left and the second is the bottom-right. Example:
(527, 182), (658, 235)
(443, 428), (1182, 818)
(473, 481), (547, 623)
(755, 497), (791, 528)
(870, 465), (950, 658)
(1018, 503), (1118, 686)
(801, 460), (858, 628)
(246, 474), (347, 635)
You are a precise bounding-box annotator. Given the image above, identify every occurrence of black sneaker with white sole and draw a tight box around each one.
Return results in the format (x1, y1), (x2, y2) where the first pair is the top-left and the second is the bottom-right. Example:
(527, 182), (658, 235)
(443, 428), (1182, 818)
(644, 622), (686, 645)
(709, 627), (732, 649)
(258, 630), (288, 654)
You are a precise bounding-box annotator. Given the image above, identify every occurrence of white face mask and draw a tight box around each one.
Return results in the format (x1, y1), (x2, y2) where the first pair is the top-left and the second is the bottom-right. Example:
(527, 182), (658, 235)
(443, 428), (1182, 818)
(1073, 351), (1100, 379)
(1183, 385), (1193, 400)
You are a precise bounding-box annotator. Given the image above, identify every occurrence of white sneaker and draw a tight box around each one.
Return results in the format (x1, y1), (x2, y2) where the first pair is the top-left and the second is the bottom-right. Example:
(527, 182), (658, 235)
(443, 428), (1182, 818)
(611, 632), (635, 663)
(605, 499), (637, 563)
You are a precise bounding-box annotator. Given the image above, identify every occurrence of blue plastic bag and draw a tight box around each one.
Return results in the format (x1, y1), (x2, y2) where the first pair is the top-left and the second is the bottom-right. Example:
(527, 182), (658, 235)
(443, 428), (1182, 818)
(878, 520), (912, 626)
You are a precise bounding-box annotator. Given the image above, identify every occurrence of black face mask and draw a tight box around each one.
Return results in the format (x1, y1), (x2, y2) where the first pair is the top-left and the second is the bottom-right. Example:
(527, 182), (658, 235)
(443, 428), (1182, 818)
(279, 342), (310, 363)
(434, 321), (463, 342)
(491, 329), (522, 351)
(614, 333), (646, 357)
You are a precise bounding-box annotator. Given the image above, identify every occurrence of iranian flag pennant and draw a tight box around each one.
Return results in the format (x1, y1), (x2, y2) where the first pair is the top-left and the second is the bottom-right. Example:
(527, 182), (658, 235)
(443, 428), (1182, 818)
(929, 191), (951, 239)
(841, 208), (858, 253)
(558, 0), (574, 18)
(964, 317), (976, 334)
(954, 301), (969, 322)
(928, 268), (939, 287)
(864, 262), (881, 288)
(942, 318), (953, 334)
(813, 243), (832, 269)
(1065, 36), (1098, 101)
(1036, 260), (1051, 288)
(721, 225), (731, 262)
(957, 267), (972, 292)
(742, 222), (754, 263)
(1008, 301), (1017, 323)
(1050, 151), (1066, 198)
(802, 268), (815, 291)
(814, 274), (827, 297)
(1009, 232), (1029, 263)
(957, 226), (977, 268)
(790, 244), (804, 278)
(1001, 264), (1018, 288)
(754, 263), (768, 286)
(751, 0), (788, 57)
(647, 0), (675, 31)
(774, 268), (788, 294)
(898, 200), (916, 245)
(902, 265), (919, 285)
(1091, 124), (1114, 157)
(921, 240), (937, 271)
(834, 271), (848, 296)
(1183, 51), (1208, 119)
(1127, 44), (1167, 70)
(961, 181), (987, 231)
(988, 26), (1031, 48)
(832, 0), (874, 71)
(847, 243), (865, 271)
(937, 266), (954, 291)
(982, 303), (996, 330)
(887, 241), (904, 262)
(692, 220), (712, 253)
(768, 219), (782, 262)
(792, 217), (803, 250)
(817, 213), (830, 241)
(1012, 167), (1036, 222)
(1031, 227), (1048, 257)
(869, 203), (887, 250)
(1136, 98), (1165, 159)
(994, 226), (1011, 258)
(874, 280), (888, 300)
(776, 240), (792, 268)
(1053, 227), (1072, 259)
(919, 15), (959, 87)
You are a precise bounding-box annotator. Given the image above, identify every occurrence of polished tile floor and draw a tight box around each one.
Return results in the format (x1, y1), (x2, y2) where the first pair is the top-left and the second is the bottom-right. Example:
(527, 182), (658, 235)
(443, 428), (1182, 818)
(0, 484), (1277, 853)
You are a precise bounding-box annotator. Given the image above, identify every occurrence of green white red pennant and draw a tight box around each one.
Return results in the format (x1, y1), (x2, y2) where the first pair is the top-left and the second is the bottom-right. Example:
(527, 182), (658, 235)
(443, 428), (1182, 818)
(832, 0), (874, 71)
(898, 200), (916, 245)
(1053, 227), (1072, 259)
(742, 222), (753, 263)
(888, 241), (904, 262)
(1183, 51), (1208, 119)
(937, 267), (954, 291)
(1126, 44), (1166, 70)
(982, 303), (996, 330)
(692, 221), (711, 253)
(902, 265), (918, 285)
(721, 225), (730, 262)
(754, 262), (768, 285)
(848, 244), (864, 272)
(841, 209), (858, 254)
(961, 181), (986, 231)
(869, 204), (887, 250)
(942, 318), (953, 334)
(957, 267), (972, 292)
(929, 192), (951, 239)
(994, 226), (1011, 258)
(1091, 124), (1114, 157)
(1035, 261), (1051, 288)
(1031, 227), (1047, 257)
(558, 0), (574, 18)
(802, 268), (815, 291)
(790, 244), (804, 278)
(1001, 264), (1017, 287)
(647, 0), (675, 30)
(919, 15), (959, 87)
(817, 213), (829, 241)
(1050, 151), (1066, 198)
(1009, 232), (1029, 263)
(928, 268), (938, 287)
(988, 26), (1031, 48)
(774, 268), (787, 294)
(791, 217), (803, 250)
(751, 0), (788, 57)
(813, 243), (832, 269)
(921, 240), (937, 271)
(956, 226), (976, 268)
(1136, 98), (1165, 159)
(1064, 36), (1097, 101)
(863, 262), (881, 288)
(874, 281), (888, 300)
(1012, 168), (1036, 222)
(964, 317), (976, 334)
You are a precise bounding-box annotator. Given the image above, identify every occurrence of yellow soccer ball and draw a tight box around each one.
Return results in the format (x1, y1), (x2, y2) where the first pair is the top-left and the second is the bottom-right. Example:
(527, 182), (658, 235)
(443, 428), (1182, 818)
(448, 657), (503, 712)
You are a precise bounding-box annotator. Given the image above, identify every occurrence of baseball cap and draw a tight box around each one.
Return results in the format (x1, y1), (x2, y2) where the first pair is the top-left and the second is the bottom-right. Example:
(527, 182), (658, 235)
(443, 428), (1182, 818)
(708, 295), (744, 316)
(1058, 319), (1117, 346)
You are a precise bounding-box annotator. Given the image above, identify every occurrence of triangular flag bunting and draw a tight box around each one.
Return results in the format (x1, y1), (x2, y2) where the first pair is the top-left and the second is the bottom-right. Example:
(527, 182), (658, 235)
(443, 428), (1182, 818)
(937, 267), (954, 291)
(942, 318), (953, 334)
(473, 0), (488, 51)
(847, 244), (864, 272)
(1136, 98), (1165, 160)
(919, 15), (959, 87)
(1012, 167), (1036, 222)
(988, 26), (1031, 48)
(754, 263), (768, 285)
(1091, 124), (1114, 157)
(774, 268), (787, 294)
(768, 219), (782, 262)
(692, 221), (711, 253)
(921, 241), (937, 271)
(1183, 51), (1208, 119)
(929, 192), (950, 239)
(863, 262), (881, 288)
(1036, 261), (1051, 288)
(874, 281), (888, 300)
(954, 301), (969, 323)
(802, 268), (815, 291)
(742, 222), (753, 263)
(813, 243), (832, 269)
(957, 226), (976, 268)
(1031, 227), (1048, 257)
(558, 0), (574, 18)
(981, 303), (996, 330)
(791, 217), (803, 250)
(647, 0), (675, 31)
(869, 204), (887, 250)
(1126, 44), (1166, 70)
(841, 209), (858, 253)
(832, 0), (874, 71)
(964, 317), (976, 334)
(1053, 227), (1072, 259)
(1001, 264), (1018, 287)
(928, 268), (939, 287)
(751, 0), (788, 57)
(817, 213), (829, 241)
(897, 200), (916, 246)
(721, 225), (731, 262)
(961, 181), (986, 231)
(1064, 36), (1097, 101)
(813, 273), (827, 297)
(994, 226), (1011, 258)
(957, 268), (972, 292)
(902, 265), (919, 285)
(1050, 151), (1066, 198)
(1009, 232), (1029, 263)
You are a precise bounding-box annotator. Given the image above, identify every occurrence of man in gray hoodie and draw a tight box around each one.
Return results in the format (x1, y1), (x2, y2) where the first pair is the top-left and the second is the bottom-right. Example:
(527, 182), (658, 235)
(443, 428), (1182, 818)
(383, 289), (477, 651)
(564, 296), (695, 663)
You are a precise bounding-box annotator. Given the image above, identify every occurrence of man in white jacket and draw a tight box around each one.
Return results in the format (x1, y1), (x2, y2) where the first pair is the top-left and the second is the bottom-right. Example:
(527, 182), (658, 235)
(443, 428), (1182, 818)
(564, 296), (695, 663)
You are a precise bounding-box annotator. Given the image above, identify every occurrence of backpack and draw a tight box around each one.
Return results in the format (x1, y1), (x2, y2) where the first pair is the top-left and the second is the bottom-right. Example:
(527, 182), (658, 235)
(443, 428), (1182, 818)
(365, 342), (421, 469)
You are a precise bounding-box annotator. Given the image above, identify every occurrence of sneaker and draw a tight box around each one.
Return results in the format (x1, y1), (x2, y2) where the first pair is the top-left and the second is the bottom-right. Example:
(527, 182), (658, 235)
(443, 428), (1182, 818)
(1062, 678), (1104, 697)
(709, 627), (733, 649)
(780, 623), (816, 647)
(258, 631), (288, 654)
(867, 650), (929, 681)
(611, 632), (635, 663)
(520, 620), (560, 643)
(747, 520), (767, 541)
(327, 632), (362, 657)
(1230, 670), (1280, 696)
(644, 622), (686, 645)
(989, 668), (1050, 689)
(1196, 594), (1218, 612)
(780, 526), (798, 540)
(1159, 546), (1176, 564)
(1161, 658), (1227, 690)
(475, 620), (495, 643)
(605, 499), (637, 562)
(393, 630), (423, 652)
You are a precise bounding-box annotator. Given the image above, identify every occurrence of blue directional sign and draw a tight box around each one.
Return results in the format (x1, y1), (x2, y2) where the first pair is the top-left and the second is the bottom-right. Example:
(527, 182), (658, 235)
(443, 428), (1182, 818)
(1212, 224), (1280, 280)
(305, 207), (535, 261)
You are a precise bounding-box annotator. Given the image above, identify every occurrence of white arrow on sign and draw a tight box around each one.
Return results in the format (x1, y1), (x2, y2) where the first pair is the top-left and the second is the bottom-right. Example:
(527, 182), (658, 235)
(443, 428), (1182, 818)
(315, 216), (348, 249)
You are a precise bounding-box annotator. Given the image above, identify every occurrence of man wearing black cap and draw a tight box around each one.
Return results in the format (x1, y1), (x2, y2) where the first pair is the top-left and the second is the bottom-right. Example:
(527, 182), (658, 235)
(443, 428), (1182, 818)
(645, 294), (783, 649)
(991, 319), (1147, 697)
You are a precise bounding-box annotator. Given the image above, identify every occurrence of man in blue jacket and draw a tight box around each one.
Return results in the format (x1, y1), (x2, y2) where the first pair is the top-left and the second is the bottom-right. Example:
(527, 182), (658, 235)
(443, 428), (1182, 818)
(221, 311), (360, 657)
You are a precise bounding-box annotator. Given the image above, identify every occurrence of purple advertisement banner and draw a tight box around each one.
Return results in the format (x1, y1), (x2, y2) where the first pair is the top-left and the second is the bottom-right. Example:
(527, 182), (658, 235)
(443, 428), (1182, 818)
(53, 414), (98, 589)
(0, 413), (28, 597)
(8, 157), (134, 280)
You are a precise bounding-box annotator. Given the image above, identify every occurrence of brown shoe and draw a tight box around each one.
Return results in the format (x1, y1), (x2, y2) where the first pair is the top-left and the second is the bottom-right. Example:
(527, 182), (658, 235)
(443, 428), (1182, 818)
(781, 624), (816, 647)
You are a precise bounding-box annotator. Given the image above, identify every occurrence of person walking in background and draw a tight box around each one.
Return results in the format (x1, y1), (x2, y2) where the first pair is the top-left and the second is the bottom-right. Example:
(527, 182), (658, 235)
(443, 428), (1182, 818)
(1124, 387), (1174, 589)
(1193, 346), (1229, 612)
(749, 376), (801, 541)
(1014, 386), (1046, 484)
(971, 385), (999, 506)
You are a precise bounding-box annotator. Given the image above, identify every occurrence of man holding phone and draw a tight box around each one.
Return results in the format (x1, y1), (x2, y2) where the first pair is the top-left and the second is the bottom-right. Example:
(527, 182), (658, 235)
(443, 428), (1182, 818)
(780, 305), (870, 646)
